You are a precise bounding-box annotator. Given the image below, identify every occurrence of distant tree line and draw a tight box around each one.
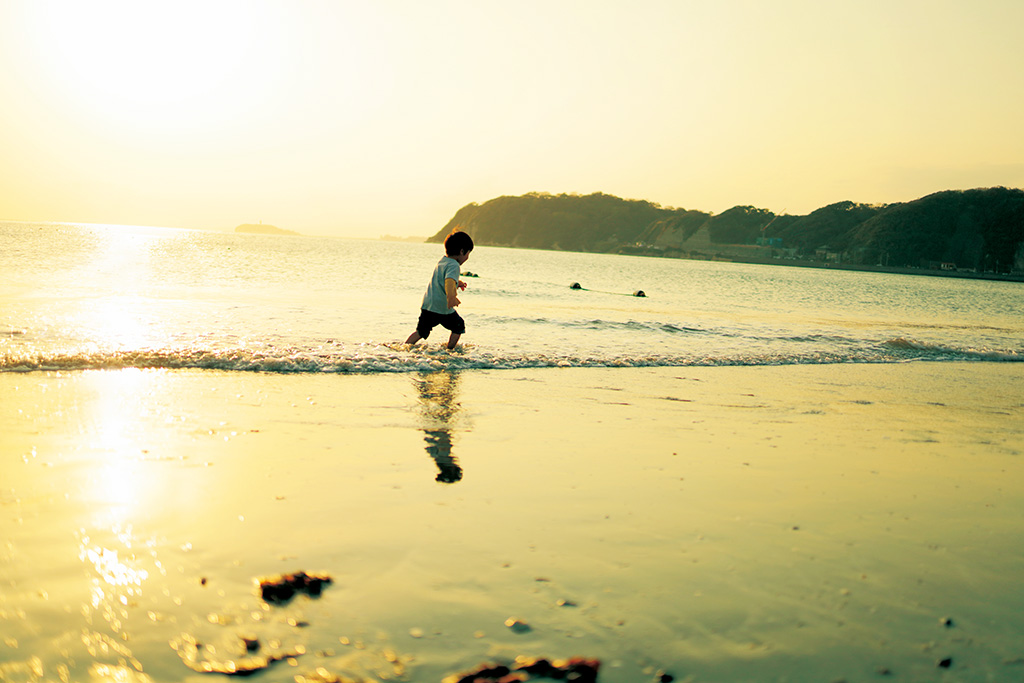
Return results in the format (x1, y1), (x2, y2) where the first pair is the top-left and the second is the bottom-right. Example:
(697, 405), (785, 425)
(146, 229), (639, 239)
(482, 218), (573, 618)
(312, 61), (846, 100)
(434, 192), (667, 253)
(428, 188), (1024, 274)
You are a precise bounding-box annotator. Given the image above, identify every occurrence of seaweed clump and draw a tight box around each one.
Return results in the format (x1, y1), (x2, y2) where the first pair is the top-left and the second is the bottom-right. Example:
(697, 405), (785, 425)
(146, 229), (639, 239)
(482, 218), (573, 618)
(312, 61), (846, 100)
(257, 571), (333, 605)
(444, 656), (600, 683)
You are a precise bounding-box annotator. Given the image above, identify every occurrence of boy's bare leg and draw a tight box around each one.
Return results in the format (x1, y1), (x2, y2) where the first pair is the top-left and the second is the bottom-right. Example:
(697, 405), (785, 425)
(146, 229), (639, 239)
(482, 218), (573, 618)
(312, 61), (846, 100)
(446, 333), (461, 350)
(405, 332), (422, 345)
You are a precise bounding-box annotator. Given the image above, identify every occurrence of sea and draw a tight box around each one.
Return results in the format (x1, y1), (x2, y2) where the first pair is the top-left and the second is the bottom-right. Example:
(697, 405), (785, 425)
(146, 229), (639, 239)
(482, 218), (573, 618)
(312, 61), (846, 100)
(2, 221), (1021, 373)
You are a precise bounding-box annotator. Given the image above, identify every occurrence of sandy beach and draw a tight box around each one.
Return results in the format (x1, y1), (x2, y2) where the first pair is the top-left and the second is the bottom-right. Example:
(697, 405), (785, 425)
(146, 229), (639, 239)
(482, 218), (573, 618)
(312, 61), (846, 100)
(2, 362), (1023, 682)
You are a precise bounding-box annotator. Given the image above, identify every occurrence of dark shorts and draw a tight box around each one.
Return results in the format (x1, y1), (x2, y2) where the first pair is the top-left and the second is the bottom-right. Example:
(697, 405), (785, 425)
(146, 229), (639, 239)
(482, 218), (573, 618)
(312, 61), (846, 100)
(416, 309), (465, 338)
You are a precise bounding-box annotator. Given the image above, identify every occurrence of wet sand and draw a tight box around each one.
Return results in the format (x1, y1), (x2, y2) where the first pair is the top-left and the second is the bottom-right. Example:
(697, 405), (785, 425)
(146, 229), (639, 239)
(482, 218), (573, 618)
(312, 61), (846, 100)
(2, 363), (1023, 682)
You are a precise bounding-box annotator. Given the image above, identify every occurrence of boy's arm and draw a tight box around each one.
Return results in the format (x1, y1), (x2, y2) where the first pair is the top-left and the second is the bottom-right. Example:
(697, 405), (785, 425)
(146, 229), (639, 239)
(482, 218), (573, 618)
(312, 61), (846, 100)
(445, 278), (461, 307)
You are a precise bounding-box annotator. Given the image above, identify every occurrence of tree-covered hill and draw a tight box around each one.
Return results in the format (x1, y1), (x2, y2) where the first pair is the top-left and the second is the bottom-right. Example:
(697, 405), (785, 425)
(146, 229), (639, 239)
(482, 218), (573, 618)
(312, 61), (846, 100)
(434, 192), (673, 252)
(843, 188), (1024, 272)
(429, 188), (1024, 273)
(705, 205), (776, 244)
(771, 201), (886, 253)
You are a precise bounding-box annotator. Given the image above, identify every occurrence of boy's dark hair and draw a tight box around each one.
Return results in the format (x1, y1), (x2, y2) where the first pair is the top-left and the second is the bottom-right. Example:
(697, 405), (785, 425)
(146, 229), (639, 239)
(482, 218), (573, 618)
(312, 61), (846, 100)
(444, 230), (474, 256)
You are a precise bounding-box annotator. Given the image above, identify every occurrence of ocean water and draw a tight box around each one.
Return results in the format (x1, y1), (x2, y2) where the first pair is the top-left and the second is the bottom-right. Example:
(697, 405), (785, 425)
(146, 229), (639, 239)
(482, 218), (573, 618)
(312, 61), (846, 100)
(2, 220), (1022, 373)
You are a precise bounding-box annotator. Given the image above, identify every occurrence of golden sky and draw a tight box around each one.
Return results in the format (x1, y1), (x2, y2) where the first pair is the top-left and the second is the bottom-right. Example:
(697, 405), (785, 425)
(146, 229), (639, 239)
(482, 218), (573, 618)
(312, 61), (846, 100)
(1, 0), (1022, 237)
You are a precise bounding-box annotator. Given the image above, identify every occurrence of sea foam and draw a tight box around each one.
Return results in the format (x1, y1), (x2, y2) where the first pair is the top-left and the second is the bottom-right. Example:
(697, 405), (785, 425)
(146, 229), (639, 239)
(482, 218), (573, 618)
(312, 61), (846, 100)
(2, 340), (1020, 374)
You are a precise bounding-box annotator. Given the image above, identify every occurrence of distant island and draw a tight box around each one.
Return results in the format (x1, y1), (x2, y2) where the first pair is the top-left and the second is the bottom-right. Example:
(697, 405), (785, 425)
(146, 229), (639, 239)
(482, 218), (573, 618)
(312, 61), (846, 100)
(235, 223), (300, 236)
(428, 188), (1024, 279)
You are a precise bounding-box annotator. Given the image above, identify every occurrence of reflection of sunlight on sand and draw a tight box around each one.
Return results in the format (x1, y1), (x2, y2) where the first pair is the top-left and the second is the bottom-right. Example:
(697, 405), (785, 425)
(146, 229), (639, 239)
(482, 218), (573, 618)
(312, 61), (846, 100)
(78, 369), (155, 666)
(77, 523), (150, 674)
(89, 662), (153, 683)
(80, 543), (148, 593)
(88, 369), (155, 515)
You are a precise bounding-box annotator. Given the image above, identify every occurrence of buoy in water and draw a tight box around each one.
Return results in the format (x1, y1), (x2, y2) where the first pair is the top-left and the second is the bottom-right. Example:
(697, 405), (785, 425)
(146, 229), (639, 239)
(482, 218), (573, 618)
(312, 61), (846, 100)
(570, 282), (582, 290)
(633, 290), (646, 297)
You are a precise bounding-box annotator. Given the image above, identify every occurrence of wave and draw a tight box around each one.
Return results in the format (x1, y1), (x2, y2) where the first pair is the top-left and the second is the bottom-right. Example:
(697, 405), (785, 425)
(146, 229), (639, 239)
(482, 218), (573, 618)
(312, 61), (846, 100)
(482, 315), (706, 335)
(881, 337), (1023, 362)
(2, 340), (1020, 374)
(565, 319), (707, 334)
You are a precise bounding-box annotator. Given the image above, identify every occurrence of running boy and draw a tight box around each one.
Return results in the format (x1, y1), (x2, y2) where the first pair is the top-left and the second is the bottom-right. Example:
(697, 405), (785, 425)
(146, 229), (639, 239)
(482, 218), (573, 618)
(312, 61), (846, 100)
(405, 231), (474, 350)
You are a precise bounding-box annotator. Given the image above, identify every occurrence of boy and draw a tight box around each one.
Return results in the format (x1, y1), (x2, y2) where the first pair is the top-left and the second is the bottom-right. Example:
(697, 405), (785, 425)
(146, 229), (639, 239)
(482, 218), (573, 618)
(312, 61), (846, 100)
(406, 231), (474, 350)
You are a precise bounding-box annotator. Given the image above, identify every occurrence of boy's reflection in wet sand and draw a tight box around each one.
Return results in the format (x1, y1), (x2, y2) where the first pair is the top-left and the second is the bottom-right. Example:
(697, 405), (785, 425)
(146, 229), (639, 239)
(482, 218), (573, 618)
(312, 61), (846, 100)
(413, 370), (463, 483)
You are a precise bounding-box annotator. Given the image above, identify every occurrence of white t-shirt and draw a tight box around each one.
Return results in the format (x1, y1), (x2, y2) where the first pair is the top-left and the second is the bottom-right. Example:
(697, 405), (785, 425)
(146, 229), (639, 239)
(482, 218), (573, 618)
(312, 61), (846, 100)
(421, 256), (461, 314)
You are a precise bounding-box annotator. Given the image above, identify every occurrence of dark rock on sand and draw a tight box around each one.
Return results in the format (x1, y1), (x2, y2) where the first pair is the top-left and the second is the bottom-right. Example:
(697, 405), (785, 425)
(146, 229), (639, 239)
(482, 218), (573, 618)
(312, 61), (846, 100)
(445, 657), (600, 683)
(504, 617), (532, 633)
(257, 571), (332, 605)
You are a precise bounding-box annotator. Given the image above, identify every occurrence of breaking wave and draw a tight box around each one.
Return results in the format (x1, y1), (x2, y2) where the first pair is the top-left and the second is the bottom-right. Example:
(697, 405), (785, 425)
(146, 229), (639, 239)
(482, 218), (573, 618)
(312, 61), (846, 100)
(481, 315), (705, 334)
(1, 339), (1020, 374)
(881, 337), (1023, 362)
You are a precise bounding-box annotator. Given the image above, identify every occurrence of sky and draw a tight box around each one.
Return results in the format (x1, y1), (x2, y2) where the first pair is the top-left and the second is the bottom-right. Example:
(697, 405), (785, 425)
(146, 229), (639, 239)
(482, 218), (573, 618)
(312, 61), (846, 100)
(1, 0), (1022, 238)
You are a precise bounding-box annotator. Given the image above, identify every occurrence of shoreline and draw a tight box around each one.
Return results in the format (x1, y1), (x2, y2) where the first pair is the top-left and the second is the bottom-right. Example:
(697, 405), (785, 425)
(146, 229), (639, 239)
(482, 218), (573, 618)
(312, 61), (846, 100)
(617, 246), (1024, 282)
(424, 236), (1024, 283)
(2, 362), (1022, 682)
